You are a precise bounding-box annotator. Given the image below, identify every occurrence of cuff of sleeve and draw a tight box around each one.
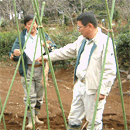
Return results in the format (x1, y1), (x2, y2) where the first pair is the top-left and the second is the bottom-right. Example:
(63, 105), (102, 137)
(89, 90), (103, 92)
(44, 55), (48, 61)
(100, 86), (112, 96)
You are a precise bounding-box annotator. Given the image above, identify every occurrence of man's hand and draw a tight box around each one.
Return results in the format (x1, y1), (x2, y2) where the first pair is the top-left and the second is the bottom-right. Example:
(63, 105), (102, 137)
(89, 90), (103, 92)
(36, 56), (47, 64)
(10, 53), (14, 60)
(13, 49), (21, 56)
(42, 40), (52, 49)
(95, 93), (106, 101)
(10, 49), (21, 60)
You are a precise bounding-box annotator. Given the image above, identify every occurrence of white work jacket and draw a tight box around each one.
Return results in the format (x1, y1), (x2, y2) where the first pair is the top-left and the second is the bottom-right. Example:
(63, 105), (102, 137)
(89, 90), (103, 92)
(45, 28), (116, 96)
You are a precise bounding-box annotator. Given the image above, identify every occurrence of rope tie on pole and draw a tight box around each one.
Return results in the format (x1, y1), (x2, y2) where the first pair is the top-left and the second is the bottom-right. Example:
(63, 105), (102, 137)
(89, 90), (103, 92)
(38, 25), (43, 28)
(100, 25), (113, 32)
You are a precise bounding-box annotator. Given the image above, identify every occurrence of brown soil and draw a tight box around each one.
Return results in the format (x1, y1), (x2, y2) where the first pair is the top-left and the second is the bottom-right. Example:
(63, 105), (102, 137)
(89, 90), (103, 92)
(0, 62), (130, 130)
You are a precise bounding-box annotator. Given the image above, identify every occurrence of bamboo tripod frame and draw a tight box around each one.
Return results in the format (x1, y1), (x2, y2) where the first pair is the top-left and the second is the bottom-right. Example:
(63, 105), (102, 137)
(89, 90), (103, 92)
(0, 0), (128, 130)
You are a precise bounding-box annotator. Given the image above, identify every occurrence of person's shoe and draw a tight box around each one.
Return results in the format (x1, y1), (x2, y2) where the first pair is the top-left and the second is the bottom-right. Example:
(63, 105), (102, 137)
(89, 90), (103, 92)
(35, 116), (44, 124)
(26, 109), (35, 129)
(68, 124), (81, 130)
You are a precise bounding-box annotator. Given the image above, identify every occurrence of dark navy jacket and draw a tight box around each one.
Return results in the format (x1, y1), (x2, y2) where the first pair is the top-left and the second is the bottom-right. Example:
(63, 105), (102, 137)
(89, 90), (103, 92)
(9, 29), (57, 76)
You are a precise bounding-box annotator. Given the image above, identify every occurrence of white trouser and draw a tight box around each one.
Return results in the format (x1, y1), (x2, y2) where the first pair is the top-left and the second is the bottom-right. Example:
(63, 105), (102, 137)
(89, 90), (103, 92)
(68, 80), (106, 130)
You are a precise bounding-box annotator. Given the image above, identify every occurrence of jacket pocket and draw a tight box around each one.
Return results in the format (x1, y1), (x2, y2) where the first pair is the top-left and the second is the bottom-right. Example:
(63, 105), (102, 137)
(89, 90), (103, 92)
(92, 51), (102, 60)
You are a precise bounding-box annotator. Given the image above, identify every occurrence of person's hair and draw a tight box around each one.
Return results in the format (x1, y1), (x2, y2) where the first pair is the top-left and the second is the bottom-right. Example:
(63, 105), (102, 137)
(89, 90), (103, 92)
(24, 14), (37, 25)
(77, 11), (98, 28)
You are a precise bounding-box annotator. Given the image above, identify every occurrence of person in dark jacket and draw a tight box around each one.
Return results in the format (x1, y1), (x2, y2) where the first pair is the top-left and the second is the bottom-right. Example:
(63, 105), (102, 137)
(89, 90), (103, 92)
(9, 14), (57, 129)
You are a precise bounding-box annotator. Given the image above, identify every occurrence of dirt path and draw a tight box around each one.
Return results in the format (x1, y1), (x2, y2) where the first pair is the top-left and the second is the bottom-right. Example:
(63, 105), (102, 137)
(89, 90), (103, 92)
(0, 62), (130, 130)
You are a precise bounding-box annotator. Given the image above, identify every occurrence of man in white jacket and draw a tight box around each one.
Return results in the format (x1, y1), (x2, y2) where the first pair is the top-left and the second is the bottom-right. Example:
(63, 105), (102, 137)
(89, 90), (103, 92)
(37, 11), (116, 130)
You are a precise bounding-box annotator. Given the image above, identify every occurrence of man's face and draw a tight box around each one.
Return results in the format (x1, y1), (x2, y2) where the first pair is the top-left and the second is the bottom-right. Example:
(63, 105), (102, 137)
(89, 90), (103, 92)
(77, 21), (89, 38)
(25, 19), (38, 34)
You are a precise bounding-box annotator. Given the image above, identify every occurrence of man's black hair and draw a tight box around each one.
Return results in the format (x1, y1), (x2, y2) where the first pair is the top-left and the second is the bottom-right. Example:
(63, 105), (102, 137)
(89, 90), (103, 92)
(24, 14), (37, 25)
(77, 11), (98, 28)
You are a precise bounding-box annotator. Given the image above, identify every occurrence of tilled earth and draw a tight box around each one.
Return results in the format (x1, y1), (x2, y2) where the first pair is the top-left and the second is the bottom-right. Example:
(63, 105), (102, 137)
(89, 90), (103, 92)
(0, 61), (130, 130)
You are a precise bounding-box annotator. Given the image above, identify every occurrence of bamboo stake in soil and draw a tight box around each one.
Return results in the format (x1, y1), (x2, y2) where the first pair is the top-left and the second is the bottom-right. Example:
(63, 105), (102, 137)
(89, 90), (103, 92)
(33, 0), (68, 130)
(91, 0), (127, 130)
(12, 0), (36, 130)
(0, 1), (36, 130)
(0, 96), (6, 130)
(105, 0), (128, 130)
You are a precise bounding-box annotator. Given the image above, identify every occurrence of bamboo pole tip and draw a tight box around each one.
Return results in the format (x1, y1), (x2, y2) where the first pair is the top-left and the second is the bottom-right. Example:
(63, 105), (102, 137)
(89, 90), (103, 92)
(38, 25), (43, 28)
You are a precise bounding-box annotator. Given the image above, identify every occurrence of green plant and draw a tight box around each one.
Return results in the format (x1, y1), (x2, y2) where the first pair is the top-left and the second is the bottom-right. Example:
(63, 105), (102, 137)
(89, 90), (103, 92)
(0, 30), (18, 58)
(1, 20), (8, 28)
(113, 9), (120, 22)
(116, 29), (130, 70)
(42, 17), (48, 24)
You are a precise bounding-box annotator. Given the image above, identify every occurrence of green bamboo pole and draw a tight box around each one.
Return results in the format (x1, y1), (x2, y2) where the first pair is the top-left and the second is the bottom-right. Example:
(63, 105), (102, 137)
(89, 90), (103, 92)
(32, 0), (51, 129)
(105, 0), (128, 130)
(40, 35), (51, 130)
(29, 0), (51, 130)
(39, 1), (51, 130)
(31, 0), (51, 130)
(91, 0), (116, 130)
(0, 10), (36, 128)
(12, 0), (36, 130)
(15, 16), (36, 130)
(22, 24), (40, 130)
(40, 32), (51, 130)
(0, 0), (49, 130)
(0, 17), (36, 123)
(40, 2), (45, 22)
(0, 96), (6, 130)
(33, 0), (68, 130)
